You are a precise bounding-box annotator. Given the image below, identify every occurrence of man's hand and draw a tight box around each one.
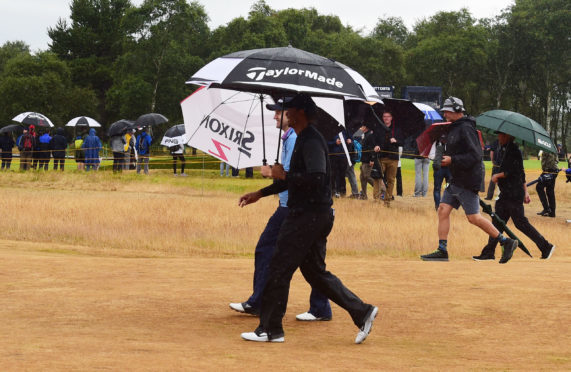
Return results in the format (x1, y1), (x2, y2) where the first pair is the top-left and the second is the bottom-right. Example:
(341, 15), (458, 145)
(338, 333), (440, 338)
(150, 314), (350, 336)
(524, 191), (531, 204)
(491, 173), (500, 184)
(390, 137), (397, 143)
(441, 155), (451, 167)
(239, 190), (262, 207)
(346, 138), (352, 144)
(336, 138), (341, 145)
(270, 163), (287, 180)
(374, 145), (380, 152)
(260, 164), (272, 178)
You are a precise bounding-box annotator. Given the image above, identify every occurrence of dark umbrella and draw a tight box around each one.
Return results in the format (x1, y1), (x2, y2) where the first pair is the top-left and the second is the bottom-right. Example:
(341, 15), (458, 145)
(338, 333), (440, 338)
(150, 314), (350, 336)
(381, 98), (426, 138)
(13, 112), (54, 127)
(108, 119), (134, 137)
(160, 124), (187, 147)
(134, 113), (168, 128)
(476, 110), (556, 153)
(0, 124), (24, 135)
(343, 100), (386, 134)
(479, 199), (532, 257)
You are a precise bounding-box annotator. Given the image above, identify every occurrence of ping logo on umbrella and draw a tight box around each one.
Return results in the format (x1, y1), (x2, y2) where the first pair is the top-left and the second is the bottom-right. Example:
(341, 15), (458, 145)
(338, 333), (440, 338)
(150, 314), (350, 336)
(537, 138), (552, 149)
(246, 67), (344, 88)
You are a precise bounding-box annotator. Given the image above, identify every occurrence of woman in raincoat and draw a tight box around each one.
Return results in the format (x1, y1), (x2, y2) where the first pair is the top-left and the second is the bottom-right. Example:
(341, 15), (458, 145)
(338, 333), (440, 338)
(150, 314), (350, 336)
(82, 128), (102, 171)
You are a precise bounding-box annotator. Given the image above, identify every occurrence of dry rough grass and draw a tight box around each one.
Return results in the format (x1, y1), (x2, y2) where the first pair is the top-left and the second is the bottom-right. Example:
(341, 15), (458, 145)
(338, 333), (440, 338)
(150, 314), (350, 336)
(0, 168), (569, 370)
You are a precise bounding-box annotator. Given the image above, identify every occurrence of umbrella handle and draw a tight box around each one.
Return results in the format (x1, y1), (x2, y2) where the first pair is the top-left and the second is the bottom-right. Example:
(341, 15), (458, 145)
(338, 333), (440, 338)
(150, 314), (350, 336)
(275, 96), (285, 164)
(259, 95), (267, 166)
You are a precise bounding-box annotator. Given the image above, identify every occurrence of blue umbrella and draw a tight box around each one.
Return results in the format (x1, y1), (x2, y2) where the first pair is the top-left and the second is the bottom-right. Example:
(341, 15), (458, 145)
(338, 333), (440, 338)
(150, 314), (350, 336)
(413, 102), (442, 121)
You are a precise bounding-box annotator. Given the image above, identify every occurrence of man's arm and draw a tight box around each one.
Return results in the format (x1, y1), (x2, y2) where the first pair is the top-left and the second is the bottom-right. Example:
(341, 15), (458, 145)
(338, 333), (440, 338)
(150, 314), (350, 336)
(449, 126), (482, 169)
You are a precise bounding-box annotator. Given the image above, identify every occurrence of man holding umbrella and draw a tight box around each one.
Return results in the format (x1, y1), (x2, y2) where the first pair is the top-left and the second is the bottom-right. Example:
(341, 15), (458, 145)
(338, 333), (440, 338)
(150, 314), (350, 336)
(238, 94), (377, 344)
(473, 131), (555, 260)
(420, 97), (518, 263)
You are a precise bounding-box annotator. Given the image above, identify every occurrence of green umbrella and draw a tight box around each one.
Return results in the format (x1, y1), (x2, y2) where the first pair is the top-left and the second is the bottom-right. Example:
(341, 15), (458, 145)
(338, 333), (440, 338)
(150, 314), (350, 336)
(479, 199), (532, 258)
(476, 110), (556, 153)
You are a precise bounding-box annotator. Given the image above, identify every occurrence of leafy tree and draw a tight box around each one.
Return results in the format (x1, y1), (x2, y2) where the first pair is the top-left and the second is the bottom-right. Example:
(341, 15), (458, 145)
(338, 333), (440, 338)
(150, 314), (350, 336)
(405, 9), (489, 113)
(371, 16), (409, 46)
(0, 52), (97, 126)
(48, 0), (132, 125)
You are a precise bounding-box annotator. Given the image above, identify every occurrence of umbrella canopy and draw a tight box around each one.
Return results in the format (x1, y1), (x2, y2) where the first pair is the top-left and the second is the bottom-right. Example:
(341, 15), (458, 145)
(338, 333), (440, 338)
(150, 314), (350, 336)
(187, 46), (380, 100)
(413, 102), (443, 121)
(476, 110), (556, 153)
(181, 87), (281, 169)
(415, 122), (452, 157)
(108, 119), (134, 137)
(0, 124), (24, 135)
(134, 113), (168, 128)
(382, 98), (426, 139)
(13, 112), (54, 127)
(161, 124), (188, 147)
(66, 116), (102, 127)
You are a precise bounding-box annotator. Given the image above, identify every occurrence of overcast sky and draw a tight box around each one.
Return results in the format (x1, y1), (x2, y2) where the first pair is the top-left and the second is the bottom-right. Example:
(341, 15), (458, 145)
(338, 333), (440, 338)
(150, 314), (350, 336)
(1, 0), (514, 52)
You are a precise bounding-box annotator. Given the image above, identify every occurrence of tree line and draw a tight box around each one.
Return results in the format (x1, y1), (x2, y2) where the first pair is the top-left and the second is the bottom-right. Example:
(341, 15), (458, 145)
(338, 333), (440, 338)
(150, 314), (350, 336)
(0, 0), (568, 149)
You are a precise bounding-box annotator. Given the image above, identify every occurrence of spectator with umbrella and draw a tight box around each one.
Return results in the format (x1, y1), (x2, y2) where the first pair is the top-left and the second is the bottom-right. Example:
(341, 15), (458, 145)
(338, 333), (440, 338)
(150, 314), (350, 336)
(161, 124), (188, 177)
(0, 125), (21, 170)
(136, 128), (152, 175)
(82, 128), (102, 171)
(74, 134), (86, 171)
(0, 132), (15, 170)
(37, 129), (52, 171)
(19, 125), (37, 171)
(49, 128), (68, 171)
(473, 131), (555, 261)
(420, 97), (518, 263)
(373, 110), (403, 206)
(109, 132), (126, 173)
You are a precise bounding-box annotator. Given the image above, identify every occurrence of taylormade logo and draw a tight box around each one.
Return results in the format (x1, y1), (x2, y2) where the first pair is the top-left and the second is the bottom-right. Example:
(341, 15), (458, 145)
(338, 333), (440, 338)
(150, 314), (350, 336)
(246, 67), (344, 88)
(537, 138), (552, 148)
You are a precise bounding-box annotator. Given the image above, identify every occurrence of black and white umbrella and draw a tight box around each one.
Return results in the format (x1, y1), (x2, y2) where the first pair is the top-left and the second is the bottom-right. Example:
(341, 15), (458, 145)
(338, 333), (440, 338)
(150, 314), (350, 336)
(108, 119), (134, 137)
(187, 46), (380, 100)
(181, 87), (281, 169)
(134, 113), (168, 128)
(66, 116), (102, 127)
(160, 124), (188, 147)
(13, 112), (54, 127)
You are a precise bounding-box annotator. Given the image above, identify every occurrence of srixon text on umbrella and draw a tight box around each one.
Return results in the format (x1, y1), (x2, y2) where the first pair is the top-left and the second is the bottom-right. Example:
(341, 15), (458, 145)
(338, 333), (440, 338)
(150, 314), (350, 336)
(199, 115), (255, 157)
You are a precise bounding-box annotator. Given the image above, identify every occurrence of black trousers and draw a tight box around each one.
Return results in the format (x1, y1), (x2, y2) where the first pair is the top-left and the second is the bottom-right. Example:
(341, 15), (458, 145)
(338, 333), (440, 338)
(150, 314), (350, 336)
(330, 157), (348, 195)
(257, 209), (371, 339)
(53, 156), (65, 170)
(536, 174), (557, 214)
(112, 152), (123, 172)
(172, 155), (185, 173)
(481, 197), (550, 256)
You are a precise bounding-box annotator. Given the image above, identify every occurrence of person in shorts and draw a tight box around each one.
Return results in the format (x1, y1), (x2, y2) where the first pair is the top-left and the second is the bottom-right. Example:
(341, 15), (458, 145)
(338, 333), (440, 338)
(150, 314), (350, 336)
(420, 97), (518, 263)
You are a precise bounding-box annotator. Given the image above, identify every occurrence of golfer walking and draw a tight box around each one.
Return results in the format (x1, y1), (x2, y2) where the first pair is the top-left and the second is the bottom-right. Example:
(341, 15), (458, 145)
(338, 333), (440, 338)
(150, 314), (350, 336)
(238, 94), (378, 344)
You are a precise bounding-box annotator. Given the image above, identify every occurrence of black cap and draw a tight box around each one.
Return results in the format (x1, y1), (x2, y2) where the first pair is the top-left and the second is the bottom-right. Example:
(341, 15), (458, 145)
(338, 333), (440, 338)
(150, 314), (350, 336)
(282, 93), (317, 112)
(266, 97), (293, 111)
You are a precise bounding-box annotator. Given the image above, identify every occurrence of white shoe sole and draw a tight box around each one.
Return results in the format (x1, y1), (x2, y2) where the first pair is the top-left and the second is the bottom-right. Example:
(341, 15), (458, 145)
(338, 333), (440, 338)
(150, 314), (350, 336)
(355, 306), (378, 344)
(241, 332), (284, 343)
(229, 303), (245, 313)
(544, 245), (555, 260)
